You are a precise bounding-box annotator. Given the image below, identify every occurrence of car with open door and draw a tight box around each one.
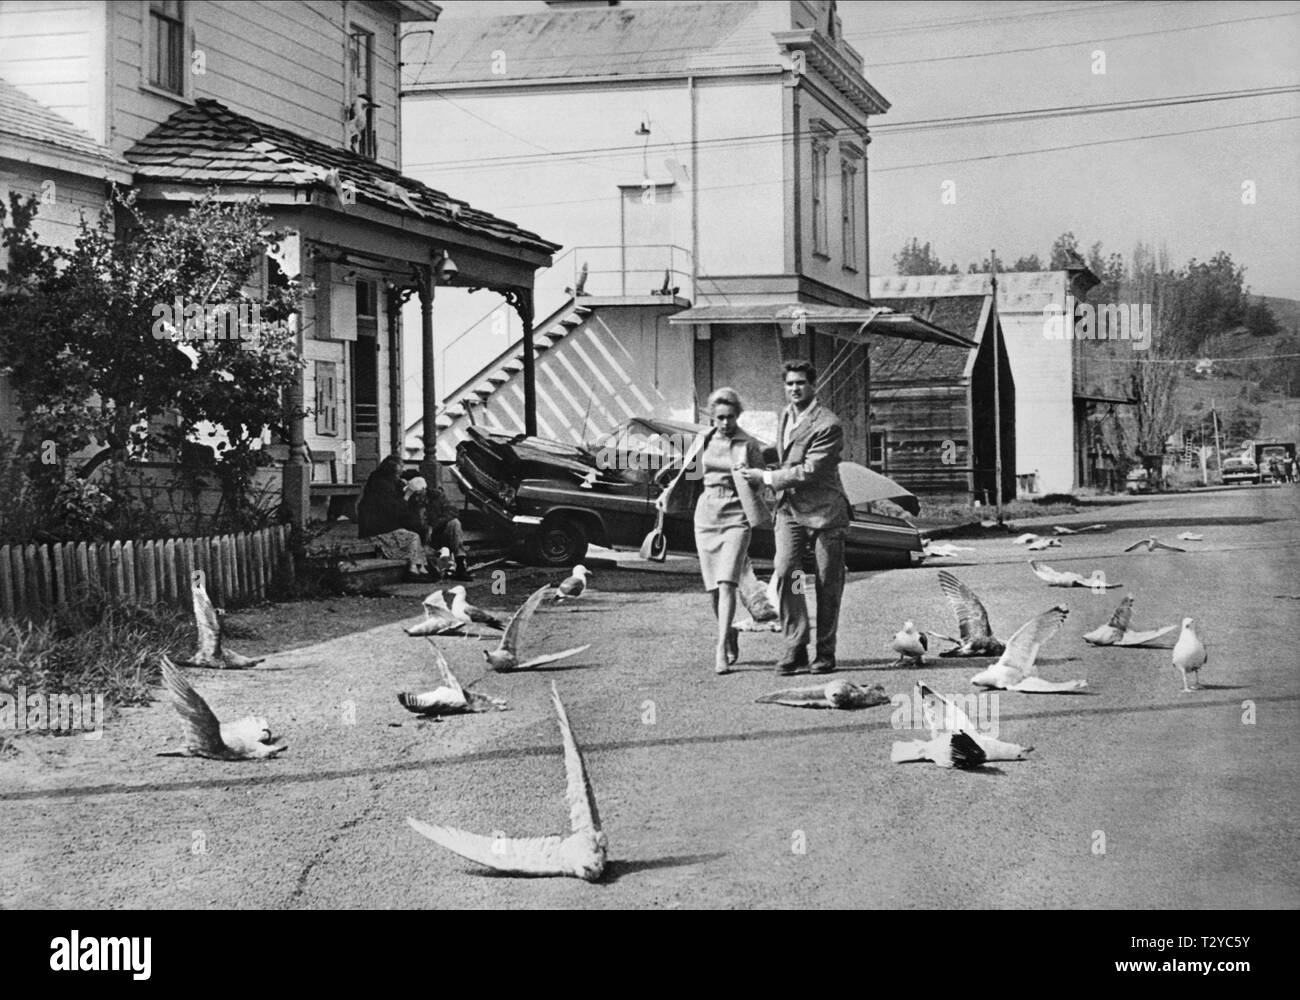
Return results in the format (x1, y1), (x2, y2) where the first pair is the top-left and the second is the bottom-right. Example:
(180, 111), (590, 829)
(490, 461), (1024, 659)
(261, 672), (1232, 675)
(451, 417), (924, 569)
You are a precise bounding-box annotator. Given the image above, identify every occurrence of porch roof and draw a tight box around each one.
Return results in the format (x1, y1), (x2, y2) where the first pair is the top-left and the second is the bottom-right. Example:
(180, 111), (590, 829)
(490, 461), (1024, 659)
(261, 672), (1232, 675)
(123, 99), (559, 257)
(667, 302), (977, 349)
(0, 76), (133, 182)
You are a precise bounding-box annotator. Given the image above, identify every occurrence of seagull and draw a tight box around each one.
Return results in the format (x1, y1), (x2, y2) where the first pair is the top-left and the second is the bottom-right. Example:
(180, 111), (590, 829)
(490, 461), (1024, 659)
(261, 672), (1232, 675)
(1172, 618), (1207, 692)
(891, 682), (1033, 767)
(554, 565), (591, 602)
(407, 683), (606, 881)
(433, 547), (454, 577)
(406, 593), (469, 637)
(1053, 523), (1107, 535)
(446, 587), (506, 630)
(927, 571), (1006, 657)
(1013, 533), (1042, 546)
(175, 573), (264, 669)
(1027, 537), (1062, 550)
(379, 179), (424, 216)
(398, 642), (507, 716)
(1176, 532), (1204, 541)
(923, 542), (974, 559)
(970, 605), (1085, 693)
(156, 656), (286, 760)
(1083, 596), (1176, 647)
(1029, 561), (1121, 589)
(890, 620), (928, 667)
(1123, 537), (1186, 553)
(485, 584), (591, 671)
(754, 679), (890, 710)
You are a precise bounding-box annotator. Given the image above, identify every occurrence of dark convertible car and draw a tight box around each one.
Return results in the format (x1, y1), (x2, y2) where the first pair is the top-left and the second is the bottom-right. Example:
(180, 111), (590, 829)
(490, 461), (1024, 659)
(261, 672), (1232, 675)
(451, 417), (925, 569)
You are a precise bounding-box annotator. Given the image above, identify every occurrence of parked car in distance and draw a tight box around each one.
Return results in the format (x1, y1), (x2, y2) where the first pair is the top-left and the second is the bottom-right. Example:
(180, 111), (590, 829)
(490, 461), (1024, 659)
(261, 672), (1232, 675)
(451, 418), (925, 569)
(1221, 456), (1260, 485)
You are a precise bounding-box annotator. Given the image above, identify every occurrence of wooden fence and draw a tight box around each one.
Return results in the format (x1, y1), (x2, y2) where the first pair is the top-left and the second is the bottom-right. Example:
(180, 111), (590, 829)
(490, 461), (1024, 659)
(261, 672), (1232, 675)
(0, 524), (292, 620)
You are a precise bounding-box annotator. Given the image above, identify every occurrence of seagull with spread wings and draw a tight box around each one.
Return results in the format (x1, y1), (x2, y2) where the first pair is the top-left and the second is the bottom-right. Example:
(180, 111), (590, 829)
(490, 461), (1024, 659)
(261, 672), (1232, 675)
(969, 605), (1085, 692)
(1083, 596), (1177, 647)
(398, 642), (507, 716)
(405, 591), (469, 637)
(484, 584), (591, 671)
(927, 571), (1007, 657)
(1053, 523), (1107, 535)
(891, 681), (1033, 767)
(754, 679), (890, 710)
(156, 656), (286, 760)
(445, 587), (506, 630)
(922, 542), (974, 559)
(1029, 561), (1122, 589)
(1123, 537), (1186, 553)
(407, 683), (606, 881)
(175, 573), (264, 669)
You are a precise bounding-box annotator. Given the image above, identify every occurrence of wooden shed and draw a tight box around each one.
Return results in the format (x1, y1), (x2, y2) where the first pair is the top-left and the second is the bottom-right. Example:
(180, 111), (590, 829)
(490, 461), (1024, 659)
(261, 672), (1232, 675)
(866, 292), (1015, 504)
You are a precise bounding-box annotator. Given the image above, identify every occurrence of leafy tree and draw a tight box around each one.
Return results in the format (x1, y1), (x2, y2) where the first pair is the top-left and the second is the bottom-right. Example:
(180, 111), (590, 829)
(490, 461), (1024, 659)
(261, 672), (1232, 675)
(1011, 254), (1042, 272)
(1244, 299), (1280, 338)
(893, 238), (957, 276)
(1049, 232), (1081, 269)
(0, 188), (304, 525)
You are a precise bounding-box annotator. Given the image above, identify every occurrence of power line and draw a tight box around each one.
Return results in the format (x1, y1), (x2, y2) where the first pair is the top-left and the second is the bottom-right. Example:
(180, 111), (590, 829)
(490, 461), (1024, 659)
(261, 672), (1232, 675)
(869, 8), (1300, 67)
(401, 85), (1300, 173)
(457, 113), (1299, 214)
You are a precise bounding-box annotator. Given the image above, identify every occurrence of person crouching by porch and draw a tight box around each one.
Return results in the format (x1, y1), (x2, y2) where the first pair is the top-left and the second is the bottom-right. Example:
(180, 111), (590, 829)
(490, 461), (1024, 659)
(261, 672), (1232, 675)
(358, 455), (431, 580)
(402, 471), (473, 582)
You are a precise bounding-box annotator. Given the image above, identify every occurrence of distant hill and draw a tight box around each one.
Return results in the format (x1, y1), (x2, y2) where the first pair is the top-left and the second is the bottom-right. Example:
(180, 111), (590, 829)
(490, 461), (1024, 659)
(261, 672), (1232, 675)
(1253, 295), (1300, 335)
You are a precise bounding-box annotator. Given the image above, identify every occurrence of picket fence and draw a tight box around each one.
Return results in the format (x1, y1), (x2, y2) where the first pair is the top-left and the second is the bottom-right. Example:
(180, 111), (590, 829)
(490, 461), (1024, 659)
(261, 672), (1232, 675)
(0, 524), (291, 620)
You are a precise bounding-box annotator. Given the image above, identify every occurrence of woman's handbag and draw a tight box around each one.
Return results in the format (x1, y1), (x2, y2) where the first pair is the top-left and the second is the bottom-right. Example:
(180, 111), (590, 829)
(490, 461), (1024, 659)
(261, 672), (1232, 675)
(638, 507), (669, 562)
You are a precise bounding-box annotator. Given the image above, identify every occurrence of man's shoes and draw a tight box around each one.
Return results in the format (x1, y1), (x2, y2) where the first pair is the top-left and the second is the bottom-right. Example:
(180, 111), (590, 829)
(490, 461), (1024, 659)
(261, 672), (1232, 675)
(451, 556), (473, 582)
(809, 658), (837, 675)
(776, 656), (808, 676)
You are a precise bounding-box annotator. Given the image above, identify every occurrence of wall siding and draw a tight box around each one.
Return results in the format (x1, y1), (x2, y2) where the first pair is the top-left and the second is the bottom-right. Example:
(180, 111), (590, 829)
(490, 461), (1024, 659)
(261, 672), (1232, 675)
(0, 0), (98, 136)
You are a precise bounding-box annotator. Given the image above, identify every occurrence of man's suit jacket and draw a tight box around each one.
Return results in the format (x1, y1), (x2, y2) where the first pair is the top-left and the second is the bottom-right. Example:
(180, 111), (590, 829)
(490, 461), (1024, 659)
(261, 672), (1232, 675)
(770, 402), (851, 530)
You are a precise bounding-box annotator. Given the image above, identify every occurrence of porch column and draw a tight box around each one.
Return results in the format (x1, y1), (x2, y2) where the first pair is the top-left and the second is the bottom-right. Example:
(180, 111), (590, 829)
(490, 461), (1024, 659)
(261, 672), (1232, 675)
(385, 283), (409, 460)
(507, 286), (537, 436)
(282, 313), (311, 529)
(416, 263), (441, 487)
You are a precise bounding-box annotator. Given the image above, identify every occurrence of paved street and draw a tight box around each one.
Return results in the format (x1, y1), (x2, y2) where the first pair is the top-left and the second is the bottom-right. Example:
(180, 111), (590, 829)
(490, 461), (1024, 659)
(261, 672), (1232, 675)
(2, 485), (1298, 909)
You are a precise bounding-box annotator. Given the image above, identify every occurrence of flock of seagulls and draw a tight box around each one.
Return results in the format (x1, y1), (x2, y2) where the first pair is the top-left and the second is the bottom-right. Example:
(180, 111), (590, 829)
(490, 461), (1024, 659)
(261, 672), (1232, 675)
(149, 509), (1216, 877)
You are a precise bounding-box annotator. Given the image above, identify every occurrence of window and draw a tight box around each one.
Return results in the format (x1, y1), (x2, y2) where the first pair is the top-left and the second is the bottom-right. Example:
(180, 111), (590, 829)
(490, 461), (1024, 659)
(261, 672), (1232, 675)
(840, 158), (858, 268)
(869, 430), (886, 471)
(811, 137), (829, 257)
(148, 0), (185, 95)
(346, 28), (376, 159)
(315, 361), (339, 435)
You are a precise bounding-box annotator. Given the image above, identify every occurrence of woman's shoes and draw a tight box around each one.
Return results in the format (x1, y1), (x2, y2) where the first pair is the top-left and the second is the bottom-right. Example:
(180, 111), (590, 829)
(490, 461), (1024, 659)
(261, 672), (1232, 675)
(714, 646), (731, 675)
(725, 627), (740, 665)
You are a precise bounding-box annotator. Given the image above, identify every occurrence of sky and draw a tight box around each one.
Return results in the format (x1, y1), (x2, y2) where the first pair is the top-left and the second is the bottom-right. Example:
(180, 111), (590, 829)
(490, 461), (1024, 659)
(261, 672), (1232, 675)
(420, 0), (1300, 298)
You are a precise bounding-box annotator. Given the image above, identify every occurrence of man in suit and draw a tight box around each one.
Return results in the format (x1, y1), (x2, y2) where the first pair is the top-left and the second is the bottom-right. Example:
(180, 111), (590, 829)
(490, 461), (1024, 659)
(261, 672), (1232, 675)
(738, 360), (851, 675)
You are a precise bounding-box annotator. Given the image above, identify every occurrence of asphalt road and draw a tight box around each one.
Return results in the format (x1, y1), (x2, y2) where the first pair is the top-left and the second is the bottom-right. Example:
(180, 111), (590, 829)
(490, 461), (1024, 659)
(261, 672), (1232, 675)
(3, 485), (1298, 909)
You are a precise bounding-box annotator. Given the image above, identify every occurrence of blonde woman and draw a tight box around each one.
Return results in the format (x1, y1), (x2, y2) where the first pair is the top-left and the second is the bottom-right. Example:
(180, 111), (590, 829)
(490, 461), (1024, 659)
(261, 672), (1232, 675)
(656, 388), (767, 674)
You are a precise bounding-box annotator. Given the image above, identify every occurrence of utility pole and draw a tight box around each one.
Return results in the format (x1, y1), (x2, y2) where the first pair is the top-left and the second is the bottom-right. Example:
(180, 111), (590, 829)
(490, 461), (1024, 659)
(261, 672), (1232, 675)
(990, 250), (1004, 523)
(1210, 397), (1223, 479)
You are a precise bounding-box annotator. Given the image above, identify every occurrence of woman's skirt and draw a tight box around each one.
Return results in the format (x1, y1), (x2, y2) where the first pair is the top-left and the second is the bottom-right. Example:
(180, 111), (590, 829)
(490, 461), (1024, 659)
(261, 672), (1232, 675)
(694, 485), (751, 591)
(374, 528), (425, 565)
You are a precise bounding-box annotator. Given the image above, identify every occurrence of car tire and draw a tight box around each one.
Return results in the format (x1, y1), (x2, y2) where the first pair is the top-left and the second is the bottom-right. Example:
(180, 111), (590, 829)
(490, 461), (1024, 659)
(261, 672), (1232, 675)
(528, 516), (589, 567)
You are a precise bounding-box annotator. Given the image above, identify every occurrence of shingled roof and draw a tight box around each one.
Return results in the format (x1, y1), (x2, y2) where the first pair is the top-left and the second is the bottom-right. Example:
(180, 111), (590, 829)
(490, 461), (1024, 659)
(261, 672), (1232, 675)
(124, 99), (558, 254)
(403, 2), (770, 86)
(0, 76), (130, 171)
(867, 295), (988, 382)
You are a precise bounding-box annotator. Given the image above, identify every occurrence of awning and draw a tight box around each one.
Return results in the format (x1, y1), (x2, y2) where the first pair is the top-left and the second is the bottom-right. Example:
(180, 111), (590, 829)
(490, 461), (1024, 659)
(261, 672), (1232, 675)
(1075, 391), (1137, 405)
(667, 303), (977, 349)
